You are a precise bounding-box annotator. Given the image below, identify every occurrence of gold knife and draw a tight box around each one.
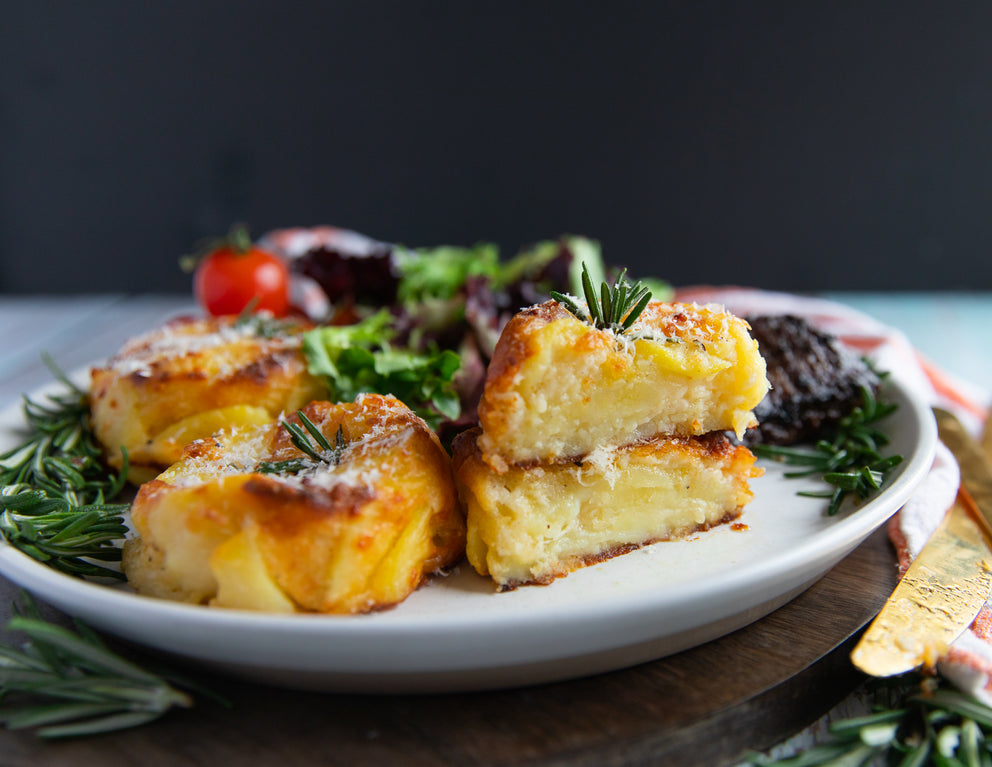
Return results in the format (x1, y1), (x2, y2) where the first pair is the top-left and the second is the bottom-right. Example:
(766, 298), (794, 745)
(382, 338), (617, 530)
(937, 408), (992, 536)
(982, 415), (992, 471)
(850, 409), (992, 677)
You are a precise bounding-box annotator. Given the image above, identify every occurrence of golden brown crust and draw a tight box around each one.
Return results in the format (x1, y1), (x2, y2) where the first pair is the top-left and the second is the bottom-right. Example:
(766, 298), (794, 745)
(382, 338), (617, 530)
(453, 426), (762, 589)
(90, 315), (326, 482)
(499, 509), (742, 591)
(477, 301), (572, 392)
(476, 299), (769, 472)
(126, 396), (466, 614)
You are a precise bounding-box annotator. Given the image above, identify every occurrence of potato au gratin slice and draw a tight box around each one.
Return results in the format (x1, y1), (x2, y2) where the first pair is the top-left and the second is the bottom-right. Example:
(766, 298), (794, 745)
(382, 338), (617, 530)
(90, 314), (326, 484)
(454, 428), (761, 589)
(476, 300), (769, 472)
(123, 395), (465, 614)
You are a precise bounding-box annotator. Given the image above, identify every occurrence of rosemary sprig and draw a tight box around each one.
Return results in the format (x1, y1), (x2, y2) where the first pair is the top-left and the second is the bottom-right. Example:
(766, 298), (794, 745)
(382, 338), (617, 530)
(1, 355), (128, 507)
(0, 593), (201, 738)
(550, 263), (652, 334)
(256, 413), (347, 475)
(231, 300), (302, 338)
(0, 490), (128, 580)
(748, 674), (992, 766)
(0, 355), (130, 577)
(752, 384), (903, 515)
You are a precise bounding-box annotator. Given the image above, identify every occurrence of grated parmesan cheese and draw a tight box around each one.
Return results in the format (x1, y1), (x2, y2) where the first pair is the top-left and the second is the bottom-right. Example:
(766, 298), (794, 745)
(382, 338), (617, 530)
(107, 316), (303, 377)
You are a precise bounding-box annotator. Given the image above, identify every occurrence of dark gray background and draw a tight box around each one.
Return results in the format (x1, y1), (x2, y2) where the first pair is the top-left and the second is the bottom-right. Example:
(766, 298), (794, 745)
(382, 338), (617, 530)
(2, 2), (990, 294)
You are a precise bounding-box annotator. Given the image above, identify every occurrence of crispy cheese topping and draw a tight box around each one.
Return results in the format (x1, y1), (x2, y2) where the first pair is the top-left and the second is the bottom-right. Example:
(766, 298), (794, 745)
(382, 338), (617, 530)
(159, 395), (419, 497)
(106, 316), (304, 377)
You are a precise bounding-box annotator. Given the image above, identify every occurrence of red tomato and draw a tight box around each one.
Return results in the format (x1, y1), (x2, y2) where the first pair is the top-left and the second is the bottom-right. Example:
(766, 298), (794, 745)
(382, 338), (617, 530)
(193, 244), (290, 317)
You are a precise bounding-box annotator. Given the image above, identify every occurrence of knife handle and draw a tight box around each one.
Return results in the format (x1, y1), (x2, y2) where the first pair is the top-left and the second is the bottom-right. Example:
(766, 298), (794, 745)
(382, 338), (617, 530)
(959, 483), (992, 548)
(982, 417), (992, 467)
(935, 408), (992, 535)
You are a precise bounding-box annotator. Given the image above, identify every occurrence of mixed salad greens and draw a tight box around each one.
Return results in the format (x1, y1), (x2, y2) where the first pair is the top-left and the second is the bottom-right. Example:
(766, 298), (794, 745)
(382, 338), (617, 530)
(294, 233), (671, 440)
(303, 311), (461, 432)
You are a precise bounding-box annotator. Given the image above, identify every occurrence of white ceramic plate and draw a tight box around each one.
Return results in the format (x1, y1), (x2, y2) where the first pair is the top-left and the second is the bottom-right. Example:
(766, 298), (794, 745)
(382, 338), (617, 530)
(0, 375), (936, 693)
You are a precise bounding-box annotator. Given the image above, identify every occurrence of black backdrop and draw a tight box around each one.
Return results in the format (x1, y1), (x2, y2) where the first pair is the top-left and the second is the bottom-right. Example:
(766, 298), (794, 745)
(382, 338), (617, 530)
(3, 2), (991, 294)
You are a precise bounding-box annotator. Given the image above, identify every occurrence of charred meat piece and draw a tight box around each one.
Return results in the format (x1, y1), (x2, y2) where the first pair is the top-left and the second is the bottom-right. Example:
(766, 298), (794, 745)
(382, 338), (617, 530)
(745, 314), (879, 446)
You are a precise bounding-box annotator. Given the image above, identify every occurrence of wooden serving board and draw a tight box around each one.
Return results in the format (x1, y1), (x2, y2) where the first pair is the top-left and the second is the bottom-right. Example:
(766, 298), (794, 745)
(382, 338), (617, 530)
(0, 527), (898, 767)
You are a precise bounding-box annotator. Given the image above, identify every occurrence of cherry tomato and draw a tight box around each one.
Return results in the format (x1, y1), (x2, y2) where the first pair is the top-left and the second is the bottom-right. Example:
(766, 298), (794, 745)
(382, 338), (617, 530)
(193, 241), (290, 317)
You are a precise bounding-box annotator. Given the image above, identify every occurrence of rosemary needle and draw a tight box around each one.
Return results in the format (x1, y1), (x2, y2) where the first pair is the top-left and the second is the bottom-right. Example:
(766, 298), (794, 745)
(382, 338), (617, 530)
(747, 674), (992, 766)
(0, 355), (129, 578)
(257, 415), (347, 475)
(0, 354), (128, 506)
(752, 384), (903, 515)
(0, 491), (128, 580)
(550, 263), (652, 334)
(0, 593), (200, 738)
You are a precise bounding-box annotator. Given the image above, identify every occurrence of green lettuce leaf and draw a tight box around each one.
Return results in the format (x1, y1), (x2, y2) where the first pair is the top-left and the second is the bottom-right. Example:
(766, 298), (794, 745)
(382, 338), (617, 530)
(394, 243), (501, 303)
(497, 235), (608, 295)
(638, 276), (675, 303)
(302, 311), (461, 430)
(561, 236), (606, 297)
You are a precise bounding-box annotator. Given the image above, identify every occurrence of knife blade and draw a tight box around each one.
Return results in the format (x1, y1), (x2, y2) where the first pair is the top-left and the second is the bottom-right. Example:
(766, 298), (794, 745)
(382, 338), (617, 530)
(850, 492), (992, 676)
(850, 409), (992, 677)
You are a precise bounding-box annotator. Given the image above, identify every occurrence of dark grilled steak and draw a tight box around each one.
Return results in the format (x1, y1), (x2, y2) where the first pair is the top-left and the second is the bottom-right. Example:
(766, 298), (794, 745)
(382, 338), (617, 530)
(745, 314), (879, 446)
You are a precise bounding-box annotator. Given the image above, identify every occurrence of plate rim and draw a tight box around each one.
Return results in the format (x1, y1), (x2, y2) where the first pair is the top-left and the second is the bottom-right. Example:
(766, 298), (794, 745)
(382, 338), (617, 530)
(0, 370), (937, 689)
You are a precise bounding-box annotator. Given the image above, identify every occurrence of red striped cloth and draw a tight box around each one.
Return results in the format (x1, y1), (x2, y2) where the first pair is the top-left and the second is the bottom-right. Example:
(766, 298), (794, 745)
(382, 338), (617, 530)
(675, 287), (992, 700)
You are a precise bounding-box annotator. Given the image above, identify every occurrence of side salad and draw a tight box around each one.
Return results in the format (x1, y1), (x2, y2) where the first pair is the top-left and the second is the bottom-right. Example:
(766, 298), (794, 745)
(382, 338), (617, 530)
(272, 230), (672, 440)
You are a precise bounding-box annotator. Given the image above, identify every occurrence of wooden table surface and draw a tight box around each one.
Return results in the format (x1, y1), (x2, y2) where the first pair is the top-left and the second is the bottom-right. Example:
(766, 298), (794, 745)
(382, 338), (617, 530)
(0, 292), (989, 765)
